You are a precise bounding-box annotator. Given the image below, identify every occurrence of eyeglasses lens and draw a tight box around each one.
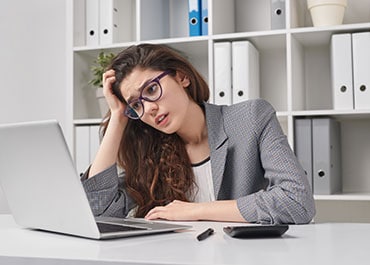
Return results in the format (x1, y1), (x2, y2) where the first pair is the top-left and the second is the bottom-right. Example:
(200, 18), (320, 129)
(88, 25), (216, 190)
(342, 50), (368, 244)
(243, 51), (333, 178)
(142, 81), (161, 101)
(125, 104), (140, 119)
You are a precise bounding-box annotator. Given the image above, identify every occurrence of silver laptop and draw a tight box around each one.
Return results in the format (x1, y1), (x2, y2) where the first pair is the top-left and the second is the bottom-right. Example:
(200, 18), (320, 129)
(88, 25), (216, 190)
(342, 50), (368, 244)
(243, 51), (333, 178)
(0, 120), (190, 239)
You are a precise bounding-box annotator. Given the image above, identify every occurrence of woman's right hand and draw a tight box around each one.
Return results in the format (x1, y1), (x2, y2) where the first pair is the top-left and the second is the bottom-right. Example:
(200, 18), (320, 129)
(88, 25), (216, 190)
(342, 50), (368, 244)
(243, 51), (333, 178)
(102, 69), (125, 117)
(88, 70), (128, 178)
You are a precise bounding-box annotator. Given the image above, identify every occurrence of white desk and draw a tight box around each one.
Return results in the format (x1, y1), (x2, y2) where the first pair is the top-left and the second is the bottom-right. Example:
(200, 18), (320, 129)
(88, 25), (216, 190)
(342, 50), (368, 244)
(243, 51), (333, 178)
(0, 214), (369, 265)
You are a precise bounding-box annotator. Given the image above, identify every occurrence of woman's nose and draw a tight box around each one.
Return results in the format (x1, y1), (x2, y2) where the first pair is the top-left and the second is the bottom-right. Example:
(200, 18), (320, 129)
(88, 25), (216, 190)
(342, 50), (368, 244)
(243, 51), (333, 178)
(143, 100), (158, 116)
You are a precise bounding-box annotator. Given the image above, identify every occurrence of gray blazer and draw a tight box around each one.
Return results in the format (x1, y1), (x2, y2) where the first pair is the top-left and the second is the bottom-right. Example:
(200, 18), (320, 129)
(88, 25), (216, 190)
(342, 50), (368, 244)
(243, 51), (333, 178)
(82, 99), (316, 224)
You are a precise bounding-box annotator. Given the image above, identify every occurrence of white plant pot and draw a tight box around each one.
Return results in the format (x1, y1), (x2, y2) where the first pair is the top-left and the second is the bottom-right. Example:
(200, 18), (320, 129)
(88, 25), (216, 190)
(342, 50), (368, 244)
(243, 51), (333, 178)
(307, 0), (347, 27)
(95, 87), (109, 117)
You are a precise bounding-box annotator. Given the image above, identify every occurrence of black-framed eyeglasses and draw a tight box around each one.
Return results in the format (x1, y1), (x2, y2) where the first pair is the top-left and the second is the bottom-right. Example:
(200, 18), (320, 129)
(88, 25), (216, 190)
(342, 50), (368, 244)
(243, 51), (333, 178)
(124, 70), (171, 120)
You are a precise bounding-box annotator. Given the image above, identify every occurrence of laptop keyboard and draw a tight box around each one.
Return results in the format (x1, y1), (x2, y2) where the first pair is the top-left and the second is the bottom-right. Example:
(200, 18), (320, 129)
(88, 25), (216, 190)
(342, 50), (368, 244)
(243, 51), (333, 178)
(97, 222), (147, 233)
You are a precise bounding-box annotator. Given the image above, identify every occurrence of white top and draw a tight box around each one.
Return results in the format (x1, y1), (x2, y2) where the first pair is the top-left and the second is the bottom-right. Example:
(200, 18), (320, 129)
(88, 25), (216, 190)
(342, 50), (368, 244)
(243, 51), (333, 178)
(128, 157), (214, 217)
(192, 157), (215, 202)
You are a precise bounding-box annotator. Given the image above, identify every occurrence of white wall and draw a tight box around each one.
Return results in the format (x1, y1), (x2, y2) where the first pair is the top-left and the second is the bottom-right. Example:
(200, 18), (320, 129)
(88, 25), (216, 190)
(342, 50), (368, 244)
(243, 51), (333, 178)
(0, 0), (69, 213)
(0, 187), (9, 214)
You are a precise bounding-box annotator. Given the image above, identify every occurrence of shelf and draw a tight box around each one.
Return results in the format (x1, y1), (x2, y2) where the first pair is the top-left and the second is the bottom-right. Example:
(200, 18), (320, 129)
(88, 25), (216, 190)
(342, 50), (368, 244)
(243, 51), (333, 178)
(74, 37), (212, 52)
(288, 23), (370, 55)
(212, 29), (287, 41)
(73, 41), (138, 52)
(295, 22), (370, 33)
(74, 119), (103, 126)
(315, 193), (370, 201)
(292, 110), (370, 120)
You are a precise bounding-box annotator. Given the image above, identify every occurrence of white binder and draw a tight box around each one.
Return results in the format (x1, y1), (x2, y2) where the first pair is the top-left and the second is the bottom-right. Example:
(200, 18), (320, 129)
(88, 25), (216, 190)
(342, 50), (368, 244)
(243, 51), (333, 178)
(214, 42), (232, 105)
(99, 0), (119, 45)
(312, 118), (341, 195)
(294, 118), (313, 192)
(352, 32), (370, 110)
(89, 125), (100, 165)
(75, 126), (90, 175)
(75, 125), (101, 176)
(85, 0), (99, 46)
(271, 0), (286, 29)
(330, 33), (354, 110)
(232, 41), (260, 104)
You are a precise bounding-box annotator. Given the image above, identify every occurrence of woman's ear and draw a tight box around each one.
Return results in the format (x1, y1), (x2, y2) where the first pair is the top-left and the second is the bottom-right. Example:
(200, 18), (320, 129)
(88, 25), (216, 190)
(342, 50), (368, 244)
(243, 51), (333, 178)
(175, 71), (191, 88)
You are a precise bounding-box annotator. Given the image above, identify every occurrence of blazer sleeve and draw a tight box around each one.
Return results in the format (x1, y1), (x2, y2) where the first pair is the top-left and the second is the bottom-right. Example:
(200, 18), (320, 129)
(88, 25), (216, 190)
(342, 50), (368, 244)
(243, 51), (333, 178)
(80, 164), (136, 217)
(236, 99), (316, 224)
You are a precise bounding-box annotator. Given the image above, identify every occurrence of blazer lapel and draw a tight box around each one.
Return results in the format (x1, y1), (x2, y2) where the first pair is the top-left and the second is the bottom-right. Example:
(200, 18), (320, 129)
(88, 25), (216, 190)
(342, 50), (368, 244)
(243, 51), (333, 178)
(204, 103), (228, 199)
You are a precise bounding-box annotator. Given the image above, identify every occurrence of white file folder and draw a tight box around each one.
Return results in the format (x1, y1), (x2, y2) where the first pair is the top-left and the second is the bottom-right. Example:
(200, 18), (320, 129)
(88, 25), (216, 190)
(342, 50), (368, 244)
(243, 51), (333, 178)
(85, 0), (99, 46)
(352, 32), (370, 110)
(99, 0), (119, 45)
(232, 41), (260, 104)
(312, 118), (341, 195)
(331, 34), (354, 110)
(294, 118), (313, 192)
(214, 42), (232, 105)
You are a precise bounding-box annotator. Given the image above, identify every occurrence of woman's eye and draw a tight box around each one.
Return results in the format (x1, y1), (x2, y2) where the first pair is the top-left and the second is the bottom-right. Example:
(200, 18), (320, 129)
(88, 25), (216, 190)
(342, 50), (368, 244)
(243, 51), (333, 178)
(144, 83), (158, 96)
(131, 101), (141, 110)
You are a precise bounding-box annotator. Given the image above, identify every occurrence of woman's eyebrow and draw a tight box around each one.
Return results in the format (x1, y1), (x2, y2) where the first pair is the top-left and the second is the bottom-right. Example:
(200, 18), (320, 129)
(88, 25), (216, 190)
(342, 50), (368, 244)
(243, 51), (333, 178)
(126, 76), (156, 103)
(126, 88), (141, 103)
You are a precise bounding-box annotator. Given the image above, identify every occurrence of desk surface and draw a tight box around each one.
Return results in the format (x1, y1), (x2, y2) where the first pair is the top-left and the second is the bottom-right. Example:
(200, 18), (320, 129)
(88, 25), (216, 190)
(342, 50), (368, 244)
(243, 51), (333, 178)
(0, 214), (369, 265)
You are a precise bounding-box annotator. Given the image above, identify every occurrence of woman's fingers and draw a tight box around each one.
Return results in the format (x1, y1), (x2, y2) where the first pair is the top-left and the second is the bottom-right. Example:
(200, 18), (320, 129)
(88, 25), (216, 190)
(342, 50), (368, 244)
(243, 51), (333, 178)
(101, 70), (126, 114)
(102, 70), (116, 96)
(145, 200), (199, 221)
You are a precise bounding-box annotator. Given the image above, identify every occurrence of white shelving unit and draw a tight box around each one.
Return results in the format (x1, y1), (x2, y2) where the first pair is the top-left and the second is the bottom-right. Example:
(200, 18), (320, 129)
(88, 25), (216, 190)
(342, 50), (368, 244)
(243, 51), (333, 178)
(69, 0), (370, 222)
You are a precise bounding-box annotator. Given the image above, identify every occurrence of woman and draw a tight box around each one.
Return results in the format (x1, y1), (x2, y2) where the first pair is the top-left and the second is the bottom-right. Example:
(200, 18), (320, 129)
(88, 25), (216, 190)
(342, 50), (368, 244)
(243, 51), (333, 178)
(81, 43), (315, 224)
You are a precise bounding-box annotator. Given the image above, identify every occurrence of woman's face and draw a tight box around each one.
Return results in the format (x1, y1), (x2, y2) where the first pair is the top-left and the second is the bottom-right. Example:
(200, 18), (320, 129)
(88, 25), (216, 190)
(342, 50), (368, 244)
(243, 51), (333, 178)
(119, 68), (191, 134)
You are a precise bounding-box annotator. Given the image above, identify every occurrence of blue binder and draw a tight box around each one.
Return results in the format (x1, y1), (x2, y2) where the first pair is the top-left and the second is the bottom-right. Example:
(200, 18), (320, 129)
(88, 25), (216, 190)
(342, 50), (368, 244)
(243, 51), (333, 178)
(188, 0), (201, 36)
(201, 0), (208, 35)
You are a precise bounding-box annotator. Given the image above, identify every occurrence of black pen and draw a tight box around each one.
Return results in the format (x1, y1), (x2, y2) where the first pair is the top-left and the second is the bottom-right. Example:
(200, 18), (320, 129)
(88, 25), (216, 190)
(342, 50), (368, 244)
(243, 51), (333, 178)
(197, 228), (214, 241)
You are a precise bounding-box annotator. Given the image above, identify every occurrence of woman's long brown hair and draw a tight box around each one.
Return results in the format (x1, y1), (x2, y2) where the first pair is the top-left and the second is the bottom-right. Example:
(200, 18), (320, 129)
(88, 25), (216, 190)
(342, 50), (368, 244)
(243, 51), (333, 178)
(101, 44), (210, 217)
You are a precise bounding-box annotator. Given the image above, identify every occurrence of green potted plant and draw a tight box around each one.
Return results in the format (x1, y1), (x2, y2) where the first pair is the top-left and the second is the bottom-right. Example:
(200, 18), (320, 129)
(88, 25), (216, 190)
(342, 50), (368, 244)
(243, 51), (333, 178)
(89, 51), (116, 117)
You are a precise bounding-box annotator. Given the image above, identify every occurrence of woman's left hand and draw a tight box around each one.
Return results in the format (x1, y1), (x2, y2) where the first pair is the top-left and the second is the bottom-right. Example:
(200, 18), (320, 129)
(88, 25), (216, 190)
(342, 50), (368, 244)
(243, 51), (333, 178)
(145, 200), (201, 221)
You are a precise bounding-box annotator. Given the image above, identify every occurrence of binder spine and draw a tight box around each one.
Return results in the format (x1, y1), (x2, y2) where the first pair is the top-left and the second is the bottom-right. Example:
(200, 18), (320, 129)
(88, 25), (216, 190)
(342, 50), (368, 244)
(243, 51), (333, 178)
(99, 0), (119, 45)
(312, 118), (342, 195)
(214, 42), (232, 105)
(75, 126), (90, 175)
(201, 0), (208, 35)
(352, 32), (370, 110)
(89, 125), (101, 167)
(294, 118), (313, 192)
(330, 33), (354, 110)
(271, 0), (286, 29)
(85, 0), (100, 46)
(188, 0), (201, 36)
(231, 41), (260, 104)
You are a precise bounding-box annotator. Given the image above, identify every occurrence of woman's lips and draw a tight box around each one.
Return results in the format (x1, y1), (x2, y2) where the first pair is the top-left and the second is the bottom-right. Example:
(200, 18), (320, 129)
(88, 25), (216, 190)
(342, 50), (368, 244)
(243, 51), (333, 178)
(156, 113), (168, 125)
